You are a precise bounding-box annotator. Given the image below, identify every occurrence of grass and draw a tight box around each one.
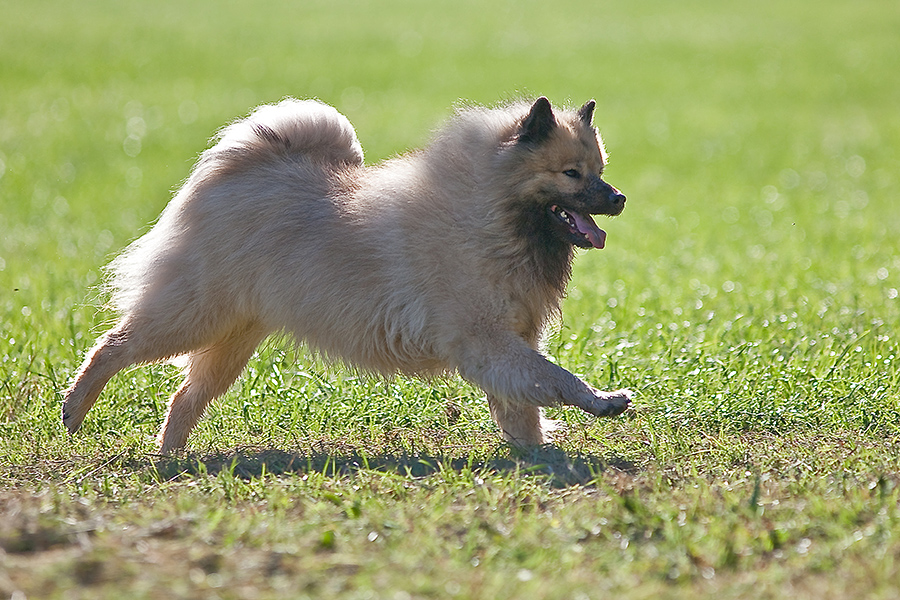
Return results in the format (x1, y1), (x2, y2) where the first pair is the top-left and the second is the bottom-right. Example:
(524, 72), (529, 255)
(1, 0), (899, 597)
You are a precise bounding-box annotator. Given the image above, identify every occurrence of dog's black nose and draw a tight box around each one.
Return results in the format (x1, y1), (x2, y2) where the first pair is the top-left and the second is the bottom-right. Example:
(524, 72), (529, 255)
(602, 181), (625, 206)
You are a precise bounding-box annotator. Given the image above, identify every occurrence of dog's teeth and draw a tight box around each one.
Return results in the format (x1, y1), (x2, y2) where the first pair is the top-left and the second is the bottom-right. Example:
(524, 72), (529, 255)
(559, 210), (576, 227)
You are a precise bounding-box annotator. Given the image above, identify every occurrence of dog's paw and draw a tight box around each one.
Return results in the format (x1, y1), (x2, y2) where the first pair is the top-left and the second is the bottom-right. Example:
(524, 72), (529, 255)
(61, 395), (81, 435)
(572, 387), (632, 418)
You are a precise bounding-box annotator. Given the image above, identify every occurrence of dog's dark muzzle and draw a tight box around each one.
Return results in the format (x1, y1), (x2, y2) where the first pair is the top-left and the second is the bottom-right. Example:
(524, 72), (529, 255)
(589, 177), (626, 216)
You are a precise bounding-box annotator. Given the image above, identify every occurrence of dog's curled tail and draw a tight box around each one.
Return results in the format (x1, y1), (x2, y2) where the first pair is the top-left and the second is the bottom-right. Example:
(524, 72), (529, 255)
(105, 99), (364, 317)
(212, 98), (364, 169)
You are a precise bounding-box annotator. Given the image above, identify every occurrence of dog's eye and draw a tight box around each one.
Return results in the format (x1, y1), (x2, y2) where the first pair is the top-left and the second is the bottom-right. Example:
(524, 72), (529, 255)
(563, 169), (581, 179)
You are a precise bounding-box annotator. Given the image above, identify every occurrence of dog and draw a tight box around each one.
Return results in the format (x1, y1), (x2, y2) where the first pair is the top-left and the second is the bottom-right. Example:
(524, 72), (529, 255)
(62, 96), (632, 452)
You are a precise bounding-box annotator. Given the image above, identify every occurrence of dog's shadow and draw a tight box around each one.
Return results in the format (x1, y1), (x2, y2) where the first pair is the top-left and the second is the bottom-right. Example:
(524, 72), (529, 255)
(147, 444), (637, 489)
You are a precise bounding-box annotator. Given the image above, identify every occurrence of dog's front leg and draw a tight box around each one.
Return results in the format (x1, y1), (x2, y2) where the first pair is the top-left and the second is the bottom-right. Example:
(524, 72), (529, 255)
(455, 332), (631, 445)
(486, 393), (560, 446)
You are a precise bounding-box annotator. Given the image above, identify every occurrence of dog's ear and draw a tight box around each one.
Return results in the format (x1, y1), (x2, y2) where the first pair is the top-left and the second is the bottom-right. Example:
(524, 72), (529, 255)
(577, 100), (596, 126)
(519, 97), (557, 144)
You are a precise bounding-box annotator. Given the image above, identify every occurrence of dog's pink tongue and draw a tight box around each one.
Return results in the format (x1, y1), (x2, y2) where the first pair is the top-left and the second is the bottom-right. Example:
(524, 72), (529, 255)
(571, 212), (607, 249)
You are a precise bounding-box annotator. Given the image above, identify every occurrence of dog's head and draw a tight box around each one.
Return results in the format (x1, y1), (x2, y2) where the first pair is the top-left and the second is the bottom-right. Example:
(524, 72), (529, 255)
(510, 97), (625, 250)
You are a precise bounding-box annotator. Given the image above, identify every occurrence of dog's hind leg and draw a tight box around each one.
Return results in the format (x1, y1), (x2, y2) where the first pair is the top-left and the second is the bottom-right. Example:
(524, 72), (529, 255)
(62, 325), (132, 434)
(156, 323), (266, 453)
(62, 308), (243, 435)
(62, 317), (192, 435)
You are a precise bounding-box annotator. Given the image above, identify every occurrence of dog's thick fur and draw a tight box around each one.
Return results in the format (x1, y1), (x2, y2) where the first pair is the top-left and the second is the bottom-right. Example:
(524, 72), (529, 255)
(63, 97), (631, 452)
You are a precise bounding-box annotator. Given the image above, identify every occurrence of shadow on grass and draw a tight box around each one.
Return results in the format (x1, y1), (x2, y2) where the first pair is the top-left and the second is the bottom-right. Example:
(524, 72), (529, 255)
(149, 444), (638, 488)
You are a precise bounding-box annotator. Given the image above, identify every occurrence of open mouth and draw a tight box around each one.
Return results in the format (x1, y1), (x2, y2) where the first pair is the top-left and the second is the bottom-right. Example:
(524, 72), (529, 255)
(549, 205), (607, 249)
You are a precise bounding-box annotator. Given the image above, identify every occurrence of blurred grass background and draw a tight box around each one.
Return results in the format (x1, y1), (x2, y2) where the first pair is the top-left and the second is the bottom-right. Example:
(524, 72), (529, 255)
(2, 0), (897, 450)
(1, 0), (899, 597)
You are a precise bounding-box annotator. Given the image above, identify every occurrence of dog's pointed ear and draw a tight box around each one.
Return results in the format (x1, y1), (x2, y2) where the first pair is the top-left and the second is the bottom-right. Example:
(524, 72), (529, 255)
(519, 97), (557, 144)
(577, 100), (596, 126)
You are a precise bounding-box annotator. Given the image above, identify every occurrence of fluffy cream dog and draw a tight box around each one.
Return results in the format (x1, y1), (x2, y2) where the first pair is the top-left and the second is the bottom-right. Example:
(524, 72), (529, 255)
(63, 97), (631, 452)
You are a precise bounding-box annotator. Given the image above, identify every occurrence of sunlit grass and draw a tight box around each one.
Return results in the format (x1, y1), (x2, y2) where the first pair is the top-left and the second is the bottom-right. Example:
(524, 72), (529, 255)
(1, 0), (899, 598)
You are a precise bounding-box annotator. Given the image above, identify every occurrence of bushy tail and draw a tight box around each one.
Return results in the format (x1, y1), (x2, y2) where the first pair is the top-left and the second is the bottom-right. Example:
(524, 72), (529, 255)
(106, 99), (364, 316)
(211, 98), (365, 168)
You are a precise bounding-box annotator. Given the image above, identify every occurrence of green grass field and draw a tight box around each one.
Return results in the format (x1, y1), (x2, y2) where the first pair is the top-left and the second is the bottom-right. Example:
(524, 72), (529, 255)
(2, 0), (899, 597)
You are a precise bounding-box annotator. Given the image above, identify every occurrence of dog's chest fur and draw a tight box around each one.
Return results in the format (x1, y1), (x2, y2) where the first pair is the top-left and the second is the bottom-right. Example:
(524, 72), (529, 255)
(491, 250), (572, 346)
